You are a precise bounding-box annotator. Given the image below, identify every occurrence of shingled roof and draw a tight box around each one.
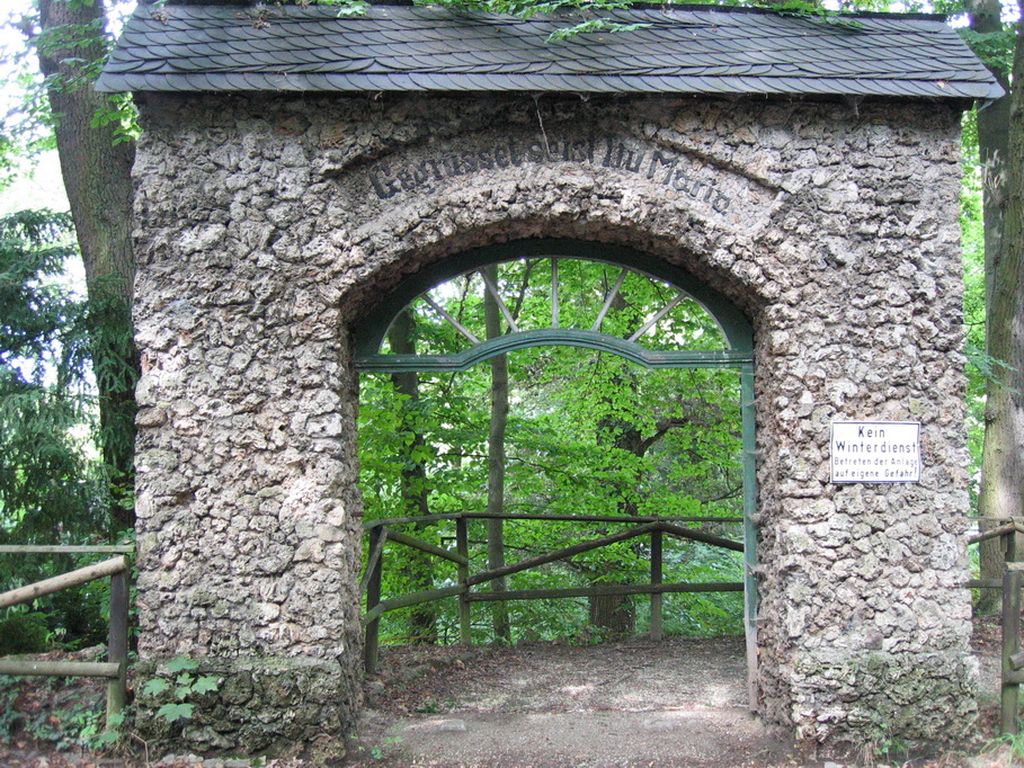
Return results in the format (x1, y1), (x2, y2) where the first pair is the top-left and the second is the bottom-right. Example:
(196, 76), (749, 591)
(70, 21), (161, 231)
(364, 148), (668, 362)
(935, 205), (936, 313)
(96, 1), (1003, 100)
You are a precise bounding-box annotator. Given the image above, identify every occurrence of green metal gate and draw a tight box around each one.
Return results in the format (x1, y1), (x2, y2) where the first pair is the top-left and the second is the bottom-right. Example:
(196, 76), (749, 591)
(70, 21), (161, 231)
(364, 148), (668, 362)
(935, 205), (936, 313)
(353, 238), (759, 709)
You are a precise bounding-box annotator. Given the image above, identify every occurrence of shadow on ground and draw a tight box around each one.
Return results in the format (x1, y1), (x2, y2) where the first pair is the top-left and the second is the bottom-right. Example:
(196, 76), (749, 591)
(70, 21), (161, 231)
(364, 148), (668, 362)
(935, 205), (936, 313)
(348, 636), (793, 768)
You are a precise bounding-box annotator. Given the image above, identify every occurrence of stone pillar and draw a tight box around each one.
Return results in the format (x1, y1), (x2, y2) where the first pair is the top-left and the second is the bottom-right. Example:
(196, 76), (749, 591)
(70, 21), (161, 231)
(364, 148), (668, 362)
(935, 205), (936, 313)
(750, 101), (977, 744)
(130, 97), (363, 753)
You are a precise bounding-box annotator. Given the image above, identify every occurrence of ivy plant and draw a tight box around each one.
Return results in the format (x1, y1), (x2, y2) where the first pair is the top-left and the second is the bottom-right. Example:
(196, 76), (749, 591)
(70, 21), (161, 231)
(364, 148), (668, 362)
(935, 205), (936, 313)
(142, 656), (220, 724)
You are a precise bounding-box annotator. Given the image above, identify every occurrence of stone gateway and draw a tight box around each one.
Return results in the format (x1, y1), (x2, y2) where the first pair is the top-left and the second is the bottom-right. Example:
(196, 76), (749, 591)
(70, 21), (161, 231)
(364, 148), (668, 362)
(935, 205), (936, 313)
(99, 0), (1002, 755)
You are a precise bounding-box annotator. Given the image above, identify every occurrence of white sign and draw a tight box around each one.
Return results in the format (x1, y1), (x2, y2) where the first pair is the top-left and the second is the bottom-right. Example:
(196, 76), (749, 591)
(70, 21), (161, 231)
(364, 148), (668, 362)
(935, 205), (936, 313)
(830, 421), (921, 484)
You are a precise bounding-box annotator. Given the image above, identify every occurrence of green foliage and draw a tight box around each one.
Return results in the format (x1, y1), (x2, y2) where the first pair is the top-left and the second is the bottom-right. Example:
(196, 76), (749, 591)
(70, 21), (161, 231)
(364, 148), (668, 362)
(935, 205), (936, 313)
(0, 0), (140, 651)
(0, 208), (90, 477)
(0, 210), (81, 370)
(142, 677), (170, 697)
(29, 12), (144, 148)
(959, 106), (990, 511)
(313, 0), (372, 17)
(546, 18), (650, 41)
(79, 709), (123, 750)
(0, 209), (99, 538)
(0, 134), (21, 191)
(190, 675), (220, 695)
(960, 27), (1017, 74)
(0, 612), (50, 654)
(360, 258), (745, 644)
(144, 657), (221, 725)
(992, 727), (1024, 761)
(317, 0), (864, 39)
(0, 208), (115, 648)
(425, 0), (635, 19)
(0, 676), (19, 742)
(369, 735), (404, 761)
(156, 701), (195, 724)
(2, 1), (141, 159)
(90, 92), (142, 146)
(164, 655), (199, 674)
(0, 671), (110, 751)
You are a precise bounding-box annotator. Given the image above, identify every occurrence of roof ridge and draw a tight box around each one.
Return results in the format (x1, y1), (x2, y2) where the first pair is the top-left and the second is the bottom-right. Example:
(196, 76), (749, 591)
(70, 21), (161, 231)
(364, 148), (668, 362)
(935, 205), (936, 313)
(144, 1), (950, 22)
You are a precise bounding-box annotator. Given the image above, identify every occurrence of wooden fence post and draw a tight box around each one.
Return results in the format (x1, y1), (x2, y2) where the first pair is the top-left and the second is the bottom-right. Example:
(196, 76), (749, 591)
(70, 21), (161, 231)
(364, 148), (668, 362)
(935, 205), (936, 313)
(106, 569), (129, 729)
(1001, 564), (1022, 734)
(365, 526), (384, 674)
(456, 516), (472, 645)
(650, 530), (663, 641)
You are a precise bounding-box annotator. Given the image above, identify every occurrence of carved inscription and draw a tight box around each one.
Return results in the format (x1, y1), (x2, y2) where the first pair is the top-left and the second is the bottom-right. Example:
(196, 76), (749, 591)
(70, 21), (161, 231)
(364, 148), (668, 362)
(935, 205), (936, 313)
(367, 135), (733, 213)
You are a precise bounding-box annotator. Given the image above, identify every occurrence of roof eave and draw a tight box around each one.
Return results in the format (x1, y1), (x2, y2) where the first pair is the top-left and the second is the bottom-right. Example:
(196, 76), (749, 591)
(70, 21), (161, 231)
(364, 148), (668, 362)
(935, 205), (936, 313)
(94, 73), (1006, 102)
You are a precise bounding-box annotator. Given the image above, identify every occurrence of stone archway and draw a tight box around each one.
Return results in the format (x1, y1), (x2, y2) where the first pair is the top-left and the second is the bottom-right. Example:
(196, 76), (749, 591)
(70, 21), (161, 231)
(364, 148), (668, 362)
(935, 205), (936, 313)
(131, 91), (975, 750)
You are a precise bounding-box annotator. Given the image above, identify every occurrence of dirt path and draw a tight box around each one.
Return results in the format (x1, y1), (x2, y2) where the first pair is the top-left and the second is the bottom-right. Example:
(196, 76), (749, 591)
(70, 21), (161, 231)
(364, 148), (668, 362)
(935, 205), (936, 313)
(353, 707), (790, 767)
(346, 626), (1012, 768)
(348, 636), (799, 767)
(366, 636), (749, 715)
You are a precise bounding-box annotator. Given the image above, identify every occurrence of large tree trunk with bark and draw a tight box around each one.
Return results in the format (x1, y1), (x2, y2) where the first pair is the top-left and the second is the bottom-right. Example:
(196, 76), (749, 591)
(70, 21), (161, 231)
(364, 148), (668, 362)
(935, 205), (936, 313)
(388, 310), (437, 643)
(971, 0), (1012, 296)
(975, 1), (1024, 613)
(36, 0), (138, 531)
(483, 266), (511, 643)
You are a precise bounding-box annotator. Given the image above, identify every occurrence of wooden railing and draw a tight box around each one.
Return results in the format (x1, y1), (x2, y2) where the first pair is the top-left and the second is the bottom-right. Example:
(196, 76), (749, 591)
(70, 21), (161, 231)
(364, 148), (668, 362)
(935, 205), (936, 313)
(0, 545), (133, 731)
(361, 512), (744, 673)
(965, 517), (1024, 735)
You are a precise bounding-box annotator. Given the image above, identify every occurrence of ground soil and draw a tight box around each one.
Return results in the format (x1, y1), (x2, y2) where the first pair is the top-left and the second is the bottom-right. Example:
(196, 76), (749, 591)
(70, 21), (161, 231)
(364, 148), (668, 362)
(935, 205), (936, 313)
(344, 625), (1008, 768)
(348, 635), (785, 767)
(0, 618), (1015, 768)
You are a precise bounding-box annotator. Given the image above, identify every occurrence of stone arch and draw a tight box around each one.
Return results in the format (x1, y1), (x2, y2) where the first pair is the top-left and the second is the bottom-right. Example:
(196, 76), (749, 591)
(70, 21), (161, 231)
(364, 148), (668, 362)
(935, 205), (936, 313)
(331, 131), (776, 694)
(332, 125), (782, 333)
(129, 92), (975, 751)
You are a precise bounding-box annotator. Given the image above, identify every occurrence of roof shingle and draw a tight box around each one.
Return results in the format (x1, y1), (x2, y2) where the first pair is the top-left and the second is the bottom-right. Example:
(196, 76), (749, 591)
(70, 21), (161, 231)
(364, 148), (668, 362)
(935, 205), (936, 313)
(96, 2), (1004, 100)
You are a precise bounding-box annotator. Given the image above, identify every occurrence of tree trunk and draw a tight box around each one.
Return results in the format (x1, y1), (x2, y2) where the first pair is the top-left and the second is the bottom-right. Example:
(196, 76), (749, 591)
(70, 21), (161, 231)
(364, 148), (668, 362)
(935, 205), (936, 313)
(387, 310), (436, 644)
(36, 0), (138, 532)
(974, 0), (1023, 613)
(971, 0), (1012, 301)
(588, 594), (636, 636)
(483, 266), (511, 643)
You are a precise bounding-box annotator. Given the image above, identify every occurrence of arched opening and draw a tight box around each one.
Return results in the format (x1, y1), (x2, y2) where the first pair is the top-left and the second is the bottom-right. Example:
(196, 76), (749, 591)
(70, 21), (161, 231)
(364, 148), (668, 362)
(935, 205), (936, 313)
(354, 238), (758, 712)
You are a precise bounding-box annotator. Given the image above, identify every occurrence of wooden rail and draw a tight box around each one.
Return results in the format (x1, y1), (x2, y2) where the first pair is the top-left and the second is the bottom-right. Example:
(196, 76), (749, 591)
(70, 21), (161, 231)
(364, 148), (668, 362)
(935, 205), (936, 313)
(0, 660), (123, 678)
(467, 582), (743, 602)
(364, 511), (743, 530)
(1002, 563), (1024, 734)
(0, 545), (134, 555)
(965, 517), (1023, 734)
(0, 547), (131, 733)
(967, 521), (1024, 546)
(0, 556), (128, 609)
(360, 513), (744, 674)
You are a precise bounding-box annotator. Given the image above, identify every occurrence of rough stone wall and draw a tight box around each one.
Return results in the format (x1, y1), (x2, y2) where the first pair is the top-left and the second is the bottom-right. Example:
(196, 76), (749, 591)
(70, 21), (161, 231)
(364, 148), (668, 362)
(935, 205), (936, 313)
(131, 91), (974, 750)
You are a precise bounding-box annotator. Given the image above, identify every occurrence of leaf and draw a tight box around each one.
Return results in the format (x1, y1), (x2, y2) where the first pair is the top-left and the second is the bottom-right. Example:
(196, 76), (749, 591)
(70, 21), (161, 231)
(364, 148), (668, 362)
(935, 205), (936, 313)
(313, 0), (369, 16)
(141, 678), (169, 697)
(94, 730), (120, 747)
(548, 18), (651, 42)
(175, 673), (195, 686)
(192, 676), (220, 694)
(156, 702), (194, 723)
